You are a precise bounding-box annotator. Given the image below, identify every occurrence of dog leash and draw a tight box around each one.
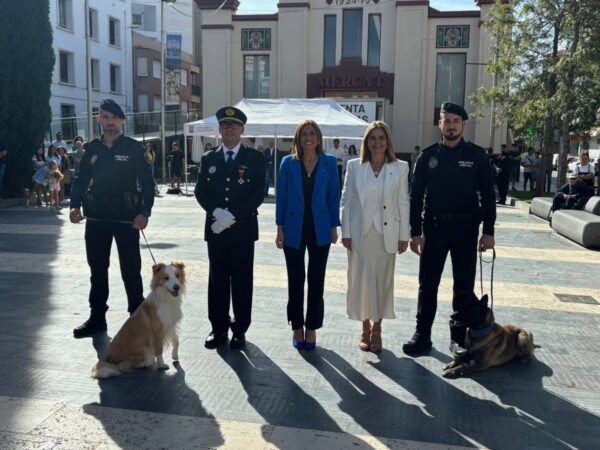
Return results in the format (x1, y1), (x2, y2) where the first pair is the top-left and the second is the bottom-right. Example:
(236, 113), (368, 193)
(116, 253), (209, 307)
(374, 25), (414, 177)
(479, 248), (496, 310)
(140, 229), (157, 265)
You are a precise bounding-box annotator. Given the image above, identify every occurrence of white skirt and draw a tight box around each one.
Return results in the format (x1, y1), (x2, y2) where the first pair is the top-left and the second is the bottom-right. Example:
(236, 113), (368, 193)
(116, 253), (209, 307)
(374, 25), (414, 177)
(346, 226), (396, 321)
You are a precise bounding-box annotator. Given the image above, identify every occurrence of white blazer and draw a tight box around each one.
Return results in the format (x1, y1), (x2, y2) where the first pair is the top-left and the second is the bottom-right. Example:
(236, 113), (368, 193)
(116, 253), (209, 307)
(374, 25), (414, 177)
(341, 158), (410, 254)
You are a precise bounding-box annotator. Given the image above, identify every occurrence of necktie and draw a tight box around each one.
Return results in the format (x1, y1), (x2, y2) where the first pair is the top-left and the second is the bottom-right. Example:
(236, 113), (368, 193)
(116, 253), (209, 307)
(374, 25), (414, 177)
(225, 150), (234, 171)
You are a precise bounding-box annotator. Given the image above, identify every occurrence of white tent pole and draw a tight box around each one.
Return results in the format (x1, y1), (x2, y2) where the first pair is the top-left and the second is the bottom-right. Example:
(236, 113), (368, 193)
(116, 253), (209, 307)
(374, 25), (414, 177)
(184, 137), (188, 195)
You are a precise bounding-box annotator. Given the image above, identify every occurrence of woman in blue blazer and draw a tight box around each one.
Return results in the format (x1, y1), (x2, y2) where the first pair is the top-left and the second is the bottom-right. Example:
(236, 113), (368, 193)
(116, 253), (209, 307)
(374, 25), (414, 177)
(275, 120), (341, 349)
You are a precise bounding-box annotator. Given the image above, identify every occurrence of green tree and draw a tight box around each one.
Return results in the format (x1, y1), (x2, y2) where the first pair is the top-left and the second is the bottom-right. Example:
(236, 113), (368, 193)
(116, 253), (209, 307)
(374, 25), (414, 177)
(471, 0), (600, 194)
(0, 0), (54, 196)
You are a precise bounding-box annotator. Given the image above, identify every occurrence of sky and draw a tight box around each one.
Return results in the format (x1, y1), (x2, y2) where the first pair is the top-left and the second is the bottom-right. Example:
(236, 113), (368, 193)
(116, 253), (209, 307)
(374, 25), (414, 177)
(238, 0), (478, 14)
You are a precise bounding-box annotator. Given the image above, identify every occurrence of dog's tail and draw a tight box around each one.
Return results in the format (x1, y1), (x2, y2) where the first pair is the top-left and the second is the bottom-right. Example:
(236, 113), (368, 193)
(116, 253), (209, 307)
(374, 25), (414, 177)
(91, 361), (121, 379)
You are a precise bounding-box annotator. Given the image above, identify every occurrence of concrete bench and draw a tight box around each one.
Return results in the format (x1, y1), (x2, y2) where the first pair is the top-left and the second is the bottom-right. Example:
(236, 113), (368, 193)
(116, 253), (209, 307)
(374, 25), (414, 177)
(529, 197), (553, 220)
(551, 196), (600, 248)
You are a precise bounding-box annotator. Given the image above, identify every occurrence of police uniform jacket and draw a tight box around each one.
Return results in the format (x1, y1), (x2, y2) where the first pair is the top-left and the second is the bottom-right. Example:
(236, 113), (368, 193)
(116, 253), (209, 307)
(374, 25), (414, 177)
(410, 138), (496, 237)
(195, 144), (266, 243)
(493, 154), (511, 180)
(70, 136), (154, 221)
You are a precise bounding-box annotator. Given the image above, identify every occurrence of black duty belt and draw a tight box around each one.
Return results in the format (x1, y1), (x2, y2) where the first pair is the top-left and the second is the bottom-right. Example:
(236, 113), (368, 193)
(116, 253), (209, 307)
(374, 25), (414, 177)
(428, 211), (475, 223)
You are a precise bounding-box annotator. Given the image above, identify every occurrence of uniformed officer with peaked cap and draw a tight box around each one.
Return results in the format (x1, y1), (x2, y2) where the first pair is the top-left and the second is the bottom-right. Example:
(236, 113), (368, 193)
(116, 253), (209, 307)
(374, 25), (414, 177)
(70, 98), (155, 338)
(195, 105), (266, 350)
(403, 101), (496, 357)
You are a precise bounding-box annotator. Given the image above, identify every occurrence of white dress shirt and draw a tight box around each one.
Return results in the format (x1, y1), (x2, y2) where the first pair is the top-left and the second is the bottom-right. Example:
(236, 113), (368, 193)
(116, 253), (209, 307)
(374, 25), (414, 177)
(362, 166), (385, 234)
(222, 143), (241, 162)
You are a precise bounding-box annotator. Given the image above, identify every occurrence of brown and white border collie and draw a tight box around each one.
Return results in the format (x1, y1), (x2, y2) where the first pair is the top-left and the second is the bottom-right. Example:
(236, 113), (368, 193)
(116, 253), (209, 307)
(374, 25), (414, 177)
(91, 261), (186, 379)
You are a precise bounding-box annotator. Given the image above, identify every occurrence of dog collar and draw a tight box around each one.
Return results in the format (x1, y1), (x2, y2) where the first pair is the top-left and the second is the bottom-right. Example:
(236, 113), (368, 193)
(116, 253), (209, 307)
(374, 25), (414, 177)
(469, 322), (495, 338)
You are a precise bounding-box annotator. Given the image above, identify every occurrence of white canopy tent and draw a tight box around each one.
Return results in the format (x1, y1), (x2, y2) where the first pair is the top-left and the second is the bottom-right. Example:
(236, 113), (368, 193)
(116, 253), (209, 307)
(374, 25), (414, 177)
(182, 98), (369, 194)
(184, 98), (369, 139)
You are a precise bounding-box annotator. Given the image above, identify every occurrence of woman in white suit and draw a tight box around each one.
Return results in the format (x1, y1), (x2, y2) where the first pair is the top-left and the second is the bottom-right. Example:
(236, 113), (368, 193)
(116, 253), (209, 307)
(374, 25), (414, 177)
(341, 121), (410, 353)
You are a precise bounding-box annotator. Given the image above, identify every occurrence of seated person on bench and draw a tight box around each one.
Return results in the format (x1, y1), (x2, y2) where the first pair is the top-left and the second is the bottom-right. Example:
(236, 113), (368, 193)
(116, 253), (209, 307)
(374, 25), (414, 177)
(549, 173), (590, 220)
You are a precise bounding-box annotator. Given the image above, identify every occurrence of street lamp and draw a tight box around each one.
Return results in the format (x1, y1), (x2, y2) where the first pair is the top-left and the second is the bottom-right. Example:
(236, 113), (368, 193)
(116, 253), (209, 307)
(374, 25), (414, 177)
(161, 0), (176, 183)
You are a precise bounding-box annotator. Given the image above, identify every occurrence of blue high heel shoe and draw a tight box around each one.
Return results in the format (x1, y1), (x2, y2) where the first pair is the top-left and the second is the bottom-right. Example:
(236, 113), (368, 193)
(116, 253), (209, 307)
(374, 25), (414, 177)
(292, 338), (304, 349)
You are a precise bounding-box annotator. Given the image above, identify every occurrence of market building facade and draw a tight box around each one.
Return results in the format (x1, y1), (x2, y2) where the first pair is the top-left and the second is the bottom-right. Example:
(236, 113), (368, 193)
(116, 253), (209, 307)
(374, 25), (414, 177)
(196, 0), (506, 156)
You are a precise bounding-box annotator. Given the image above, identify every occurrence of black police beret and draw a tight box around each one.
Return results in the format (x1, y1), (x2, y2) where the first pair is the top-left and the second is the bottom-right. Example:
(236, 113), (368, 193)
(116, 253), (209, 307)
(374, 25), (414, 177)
(216, 106), (247, 125)
(99, 98), (125, 119)
(441, 102), (468, 120)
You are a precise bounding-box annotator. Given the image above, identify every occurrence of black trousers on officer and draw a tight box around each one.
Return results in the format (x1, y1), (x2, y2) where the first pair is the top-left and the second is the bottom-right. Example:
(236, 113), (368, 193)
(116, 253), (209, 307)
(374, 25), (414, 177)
(85, 219), (144, 318)
(416, 217), (480, 346)
(497, 175), (509, 204)
(283, 225), (330, 330)
(207, 240), (255, 336)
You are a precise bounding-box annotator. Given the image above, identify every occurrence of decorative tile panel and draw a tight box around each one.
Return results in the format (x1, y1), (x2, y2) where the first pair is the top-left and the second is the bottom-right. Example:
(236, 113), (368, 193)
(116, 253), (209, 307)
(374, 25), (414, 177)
(436, 25), (470, 48)
(242, 29), (271, 51)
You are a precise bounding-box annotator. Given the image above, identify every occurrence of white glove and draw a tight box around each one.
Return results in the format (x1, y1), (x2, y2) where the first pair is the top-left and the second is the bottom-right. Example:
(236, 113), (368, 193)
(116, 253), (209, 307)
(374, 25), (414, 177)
(212, 208), (236, 228)
(211, 220), (227, 235)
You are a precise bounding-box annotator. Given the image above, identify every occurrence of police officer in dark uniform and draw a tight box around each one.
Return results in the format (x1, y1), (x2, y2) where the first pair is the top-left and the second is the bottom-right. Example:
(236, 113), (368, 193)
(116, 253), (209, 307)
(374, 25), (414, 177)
(494, 146), (511, 205)
(70, 99), (155, 338)
(195, 106), (266, 350)
(403, 102), (496, 356)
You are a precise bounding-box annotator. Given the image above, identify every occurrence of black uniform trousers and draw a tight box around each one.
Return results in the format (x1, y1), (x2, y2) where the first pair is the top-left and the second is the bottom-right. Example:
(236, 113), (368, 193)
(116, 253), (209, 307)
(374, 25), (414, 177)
(85, 219), (144, 318)
(497, 175), (509, 203)
(207, 240), (255, 336)
(283, 225), (330, 330)
(416, 217), (480, 346)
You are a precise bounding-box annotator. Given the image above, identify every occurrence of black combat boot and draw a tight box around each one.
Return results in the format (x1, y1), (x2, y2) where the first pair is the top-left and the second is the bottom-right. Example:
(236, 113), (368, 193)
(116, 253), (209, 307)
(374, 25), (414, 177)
(402, 331), (432, 356)
(73, 316), (107, 338)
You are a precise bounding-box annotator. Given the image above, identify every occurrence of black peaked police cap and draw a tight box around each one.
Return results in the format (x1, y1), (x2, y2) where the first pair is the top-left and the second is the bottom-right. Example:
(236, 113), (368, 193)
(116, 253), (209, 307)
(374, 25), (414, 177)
(216, 106), (247, 126)
(99, 99), (126, 119)
(441, 102), (469, 121)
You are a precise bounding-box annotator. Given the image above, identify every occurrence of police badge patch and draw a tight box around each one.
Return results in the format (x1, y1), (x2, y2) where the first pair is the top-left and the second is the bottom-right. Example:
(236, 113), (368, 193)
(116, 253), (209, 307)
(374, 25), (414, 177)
(208, 166), (216, 174)
(429, 157), (438, 169)
(90, 154), (98, 165)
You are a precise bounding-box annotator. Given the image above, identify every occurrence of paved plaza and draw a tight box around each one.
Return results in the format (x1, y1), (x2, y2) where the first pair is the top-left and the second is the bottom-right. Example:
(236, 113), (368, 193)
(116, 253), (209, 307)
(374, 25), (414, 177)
(0, 191), (599, 449)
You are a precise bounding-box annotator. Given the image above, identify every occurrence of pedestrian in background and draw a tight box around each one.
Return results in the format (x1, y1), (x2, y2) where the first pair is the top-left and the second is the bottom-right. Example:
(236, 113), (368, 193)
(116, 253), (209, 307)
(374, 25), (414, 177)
(494, 146), (511, 204)
(52, 131), (67, 150)
(521, 147), (537, 191)
(342, 144), (359, 179)
(46, 160), (63, 209)
(144, 143), (159, 194)
(263, 141), (275, 197)
(168, 141), (184, 191)
(341, 121), (409, 353)
(72, 138), (85, 178)
(327, 138), (345, 190)
(275, 119), (340, 350)
(32, 145), (46, 171)
(57, 146), (72, 201)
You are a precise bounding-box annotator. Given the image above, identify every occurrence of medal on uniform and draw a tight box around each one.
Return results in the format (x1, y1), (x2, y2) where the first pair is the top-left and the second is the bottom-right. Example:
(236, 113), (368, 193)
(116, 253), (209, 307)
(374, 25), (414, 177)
(237, 165), (247, 184)
(429, 157), (438, 169)
(209, 166), (216, 174)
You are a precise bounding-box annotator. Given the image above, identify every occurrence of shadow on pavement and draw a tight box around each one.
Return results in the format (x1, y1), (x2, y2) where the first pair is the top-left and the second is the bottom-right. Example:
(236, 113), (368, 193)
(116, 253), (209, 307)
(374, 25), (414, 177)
(219, 342), (374, 448)
(302, 348), (472, 448)
(473, 357), (600, 449)
(370, 351), (579, 450)
(0, 209), (62, 422)
(84, 360), (224, 448)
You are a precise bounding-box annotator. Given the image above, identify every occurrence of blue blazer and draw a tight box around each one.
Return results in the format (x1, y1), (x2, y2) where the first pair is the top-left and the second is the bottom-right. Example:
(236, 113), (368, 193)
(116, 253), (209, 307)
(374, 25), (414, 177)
(276, 154), (341, 249)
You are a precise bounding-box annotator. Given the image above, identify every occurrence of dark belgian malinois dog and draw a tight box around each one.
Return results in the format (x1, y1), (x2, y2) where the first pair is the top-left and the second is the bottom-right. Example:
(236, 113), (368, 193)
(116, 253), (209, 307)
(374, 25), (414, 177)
(442, 295), (534, 378)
